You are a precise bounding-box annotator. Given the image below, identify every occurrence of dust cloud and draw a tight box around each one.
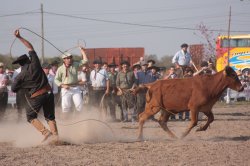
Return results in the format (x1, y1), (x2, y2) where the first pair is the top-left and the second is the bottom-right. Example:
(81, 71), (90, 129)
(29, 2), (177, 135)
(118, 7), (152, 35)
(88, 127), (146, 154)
(0, 108), (117, 147)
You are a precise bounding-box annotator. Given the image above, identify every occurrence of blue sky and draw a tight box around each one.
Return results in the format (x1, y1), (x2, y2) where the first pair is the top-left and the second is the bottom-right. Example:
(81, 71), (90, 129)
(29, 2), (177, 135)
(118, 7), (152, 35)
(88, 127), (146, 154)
(1, 0), (250, 58)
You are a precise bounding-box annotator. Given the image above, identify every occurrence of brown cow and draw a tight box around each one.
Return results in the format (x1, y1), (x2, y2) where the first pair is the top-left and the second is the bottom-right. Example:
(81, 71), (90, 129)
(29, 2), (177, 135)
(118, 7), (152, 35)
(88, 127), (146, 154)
(137, 66), (244, 140)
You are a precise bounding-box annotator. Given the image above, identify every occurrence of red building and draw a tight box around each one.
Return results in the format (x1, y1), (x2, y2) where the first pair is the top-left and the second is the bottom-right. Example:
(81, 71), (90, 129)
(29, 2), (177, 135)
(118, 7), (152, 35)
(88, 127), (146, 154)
(85, 47), (144, 66)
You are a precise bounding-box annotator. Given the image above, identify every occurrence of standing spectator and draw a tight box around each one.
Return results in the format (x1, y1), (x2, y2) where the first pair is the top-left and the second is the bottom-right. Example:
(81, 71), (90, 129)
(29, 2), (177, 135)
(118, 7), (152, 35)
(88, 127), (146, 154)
(49, 60), (59, 76)
(136, 62), (158, 121)
(183, 67), (194, 78)
(42, 63), (59, 102)
(54, 46), (88, 116)
(164, 66), (177, 80)
(78, 64), (89, 104)
(242, 71), (250, 101)
(193, 61), (213, 76)
(147, 59), (156, 68)
(102, 62), (108, 71)
(12, 67), (26, 122)
(89, 60), (110, 110)
(0, 62), (9, 121)
(106, 63), (119, 121)
(132, 64), (141, 79)
(116, 61), (137, 123)
(11, 29), (58, 143)
(172, 43), (192, 78)
(49, 60), (60, 106)
(148, 66), (160, 82)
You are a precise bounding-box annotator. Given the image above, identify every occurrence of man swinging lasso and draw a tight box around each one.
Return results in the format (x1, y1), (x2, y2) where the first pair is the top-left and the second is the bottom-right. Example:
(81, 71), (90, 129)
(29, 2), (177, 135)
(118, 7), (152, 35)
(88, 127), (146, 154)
(11, 29), (58, 144)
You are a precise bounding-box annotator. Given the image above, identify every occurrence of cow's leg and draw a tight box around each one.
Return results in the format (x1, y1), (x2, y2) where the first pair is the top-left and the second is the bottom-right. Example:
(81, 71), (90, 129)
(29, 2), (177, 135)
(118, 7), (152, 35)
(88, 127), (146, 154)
(196, 111), (214, 131)
(181, 110), (198, 139)
(158, 111), (178, 139)
(137, 105), (160, 141)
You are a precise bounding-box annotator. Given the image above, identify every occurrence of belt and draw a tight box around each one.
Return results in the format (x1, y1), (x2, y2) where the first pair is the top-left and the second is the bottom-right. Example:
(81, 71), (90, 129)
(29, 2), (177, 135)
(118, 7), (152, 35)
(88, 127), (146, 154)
(64, 83), (79, 87)
(31, 84), (51, 98)
(92, 87), (106, 90)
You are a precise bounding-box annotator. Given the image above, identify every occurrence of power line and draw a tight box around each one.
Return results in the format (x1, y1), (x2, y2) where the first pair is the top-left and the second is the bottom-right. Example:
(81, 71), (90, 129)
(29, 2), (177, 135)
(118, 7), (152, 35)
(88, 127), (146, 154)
(44, 11), (250, 33)
(1, 9), (249, 33)
(0, 10), (40, 18)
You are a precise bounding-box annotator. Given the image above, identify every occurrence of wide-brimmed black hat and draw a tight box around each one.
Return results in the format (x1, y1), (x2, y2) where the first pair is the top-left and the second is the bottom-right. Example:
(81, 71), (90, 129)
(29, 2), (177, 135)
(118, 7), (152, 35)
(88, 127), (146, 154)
(120, 61), (130, 66)
(181, 43), (188, 48)
(108, 63), (117, 68)
(148, 66), (159, 71)
(147, 59), (156, 64)
(93, 59), (102, 64)
(132, 64), (141, 70)
(12, 54), (29, 65)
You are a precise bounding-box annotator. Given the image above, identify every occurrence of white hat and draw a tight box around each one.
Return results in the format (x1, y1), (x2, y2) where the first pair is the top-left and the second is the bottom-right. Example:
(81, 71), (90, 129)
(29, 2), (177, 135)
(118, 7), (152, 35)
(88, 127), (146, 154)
(0, 62), (4, 67)
(61, 52), (72, 59)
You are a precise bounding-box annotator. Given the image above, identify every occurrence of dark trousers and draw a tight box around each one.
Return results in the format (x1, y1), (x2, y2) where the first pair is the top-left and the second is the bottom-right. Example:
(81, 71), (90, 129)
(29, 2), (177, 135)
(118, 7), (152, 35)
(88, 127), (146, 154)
(115, 95), (124, 121)
(25, 92), (55, 122)
(90, 89), (106, 109)
(0, 91), (8, 121)
(136, 91), (146, 117)
(106, 91), (117, 120)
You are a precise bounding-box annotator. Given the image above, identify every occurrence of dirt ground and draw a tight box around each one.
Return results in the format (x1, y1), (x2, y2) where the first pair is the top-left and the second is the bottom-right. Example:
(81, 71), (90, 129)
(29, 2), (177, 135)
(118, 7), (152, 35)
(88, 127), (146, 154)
(0, 102), (250, 166)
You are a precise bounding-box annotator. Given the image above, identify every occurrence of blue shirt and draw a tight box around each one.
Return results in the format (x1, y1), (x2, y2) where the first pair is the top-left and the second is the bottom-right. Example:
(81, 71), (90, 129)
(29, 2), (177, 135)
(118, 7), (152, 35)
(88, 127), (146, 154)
(172, 50), (191, 66)
(136, 71), (158, 85)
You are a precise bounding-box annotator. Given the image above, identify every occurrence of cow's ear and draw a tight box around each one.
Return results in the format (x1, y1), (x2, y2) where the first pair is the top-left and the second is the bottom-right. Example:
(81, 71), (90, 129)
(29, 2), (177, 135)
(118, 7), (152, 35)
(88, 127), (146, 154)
(225, 66), (232, 76)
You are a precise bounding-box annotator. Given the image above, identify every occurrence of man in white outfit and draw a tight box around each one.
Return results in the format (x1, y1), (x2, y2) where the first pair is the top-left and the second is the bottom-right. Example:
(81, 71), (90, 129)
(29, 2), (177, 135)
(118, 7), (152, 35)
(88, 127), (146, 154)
(54, 47), (88, 116)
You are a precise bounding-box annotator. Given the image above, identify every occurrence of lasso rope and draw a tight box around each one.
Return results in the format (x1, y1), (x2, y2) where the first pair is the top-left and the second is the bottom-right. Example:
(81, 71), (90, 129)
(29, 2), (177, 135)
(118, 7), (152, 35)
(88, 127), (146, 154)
(10, 27), (115, 138)
(10, 27), (68, 58)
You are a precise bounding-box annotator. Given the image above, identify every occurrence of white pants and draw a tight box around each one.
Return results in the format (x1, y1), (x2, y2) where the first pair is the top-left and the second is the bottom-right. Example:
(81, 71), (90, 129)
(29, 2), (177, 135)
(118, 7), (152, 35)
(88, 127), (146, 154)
(61, 86), (83, 112)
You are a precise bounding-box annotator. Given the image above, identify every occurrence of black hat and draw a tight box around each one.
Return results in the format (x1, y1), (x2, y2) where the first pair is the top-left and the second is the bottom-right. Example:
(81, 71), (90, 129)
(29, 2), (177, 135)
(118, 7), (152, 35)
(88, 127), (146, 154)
(42, 63), (51, 69)
(158, 67), (166, 71)
(50, 60), (59, 66)
(200, 61), (208, 67)
(108, 63), (117, 68)
(120, 61), (130, 66)
(147, 59), (155, 64)
(181, 43), (188, 48)
(93, 59), (102, 64)
(148, 66), (159, 71)
(132, 64), (141, 70)
(12, 54), (30, 65)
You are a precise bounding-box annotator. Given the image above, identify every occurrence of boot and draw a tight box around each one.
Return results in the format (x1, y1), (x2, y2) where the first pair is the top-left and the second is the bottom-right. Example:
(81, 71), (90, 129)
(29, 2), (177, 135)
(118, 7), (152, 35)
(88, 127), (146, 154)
(47, 120), (59, 144)
(31, 119), (52, 142)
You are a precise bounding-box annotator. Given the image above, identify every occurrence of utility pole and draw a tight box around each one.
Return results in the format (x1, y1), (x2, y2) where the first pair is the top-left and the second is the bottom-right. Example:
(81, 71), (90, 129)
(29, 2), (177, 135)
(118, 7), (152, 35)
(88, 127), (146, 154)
(226, 6), (231, 104)
(41, 3), (45, 63)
